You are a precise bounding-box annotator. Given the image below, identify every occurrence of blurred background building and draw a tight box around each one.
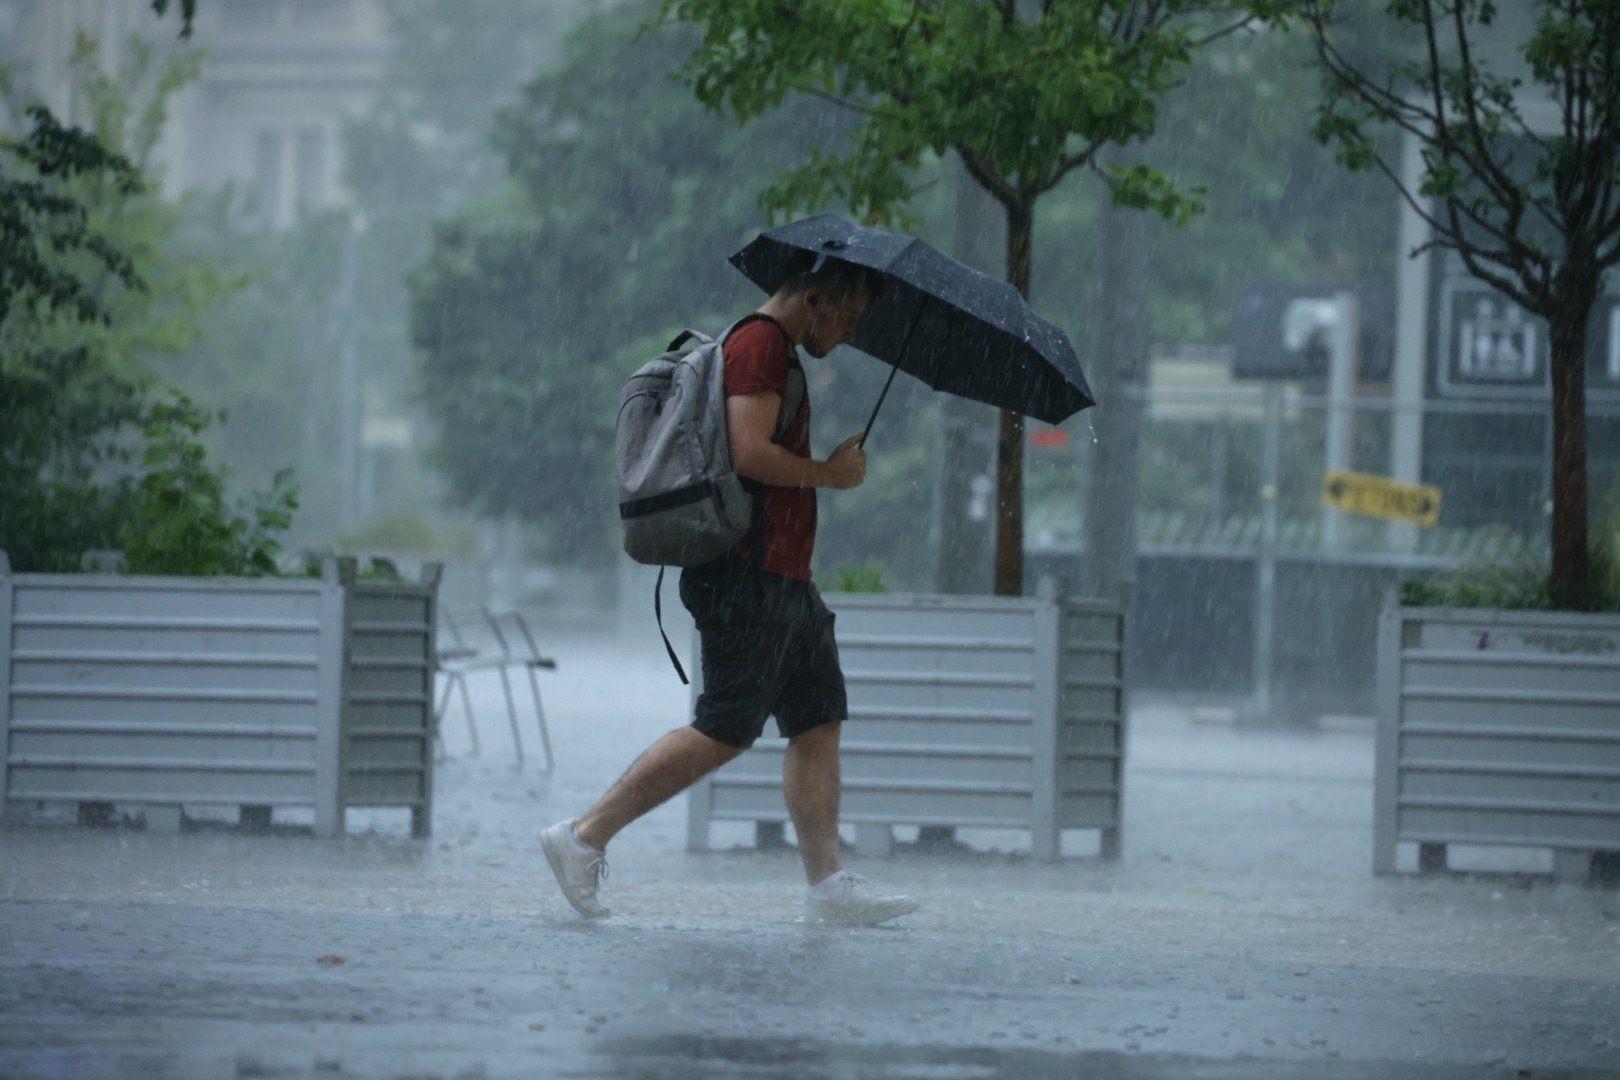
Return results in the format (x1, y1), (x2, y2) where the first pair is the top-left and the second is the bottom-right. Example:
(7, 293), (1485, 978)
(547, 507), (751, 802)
(0, 0), (387, 223)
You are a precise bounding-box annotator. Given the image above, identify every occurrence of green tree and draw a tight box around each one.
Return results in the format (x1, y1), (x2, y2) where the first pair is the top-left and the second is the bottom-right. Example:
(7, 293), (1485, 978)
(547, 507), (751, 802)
(660, 0), (1255, 594)
(0, 14), (299, 575)
(1295, 0), (1620, 606)
(410, 2), (931, 567)
(0, 104), (148, 570)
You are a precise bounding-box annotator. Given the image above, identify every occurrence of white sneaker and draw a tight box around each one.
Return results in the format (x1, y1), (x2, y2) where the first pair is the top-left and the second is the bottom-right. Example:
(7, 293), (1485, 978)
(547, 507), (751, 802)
(805, 871), (919, 926)
(539, 819), (610, 918)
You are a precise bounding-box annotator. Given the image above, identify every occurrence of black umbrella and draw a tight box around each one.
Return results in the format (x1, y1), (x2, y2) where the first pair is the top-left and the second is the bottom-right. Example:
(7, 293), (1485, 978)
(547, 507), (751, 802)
(729, 213), (1094, 443)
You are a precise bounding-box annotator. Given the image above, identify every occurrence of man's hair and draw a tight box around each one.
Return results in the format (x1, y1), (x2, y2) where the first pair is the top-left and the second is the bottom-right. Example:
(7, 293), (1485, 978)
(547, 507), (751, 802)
(777, 257), (886, 306)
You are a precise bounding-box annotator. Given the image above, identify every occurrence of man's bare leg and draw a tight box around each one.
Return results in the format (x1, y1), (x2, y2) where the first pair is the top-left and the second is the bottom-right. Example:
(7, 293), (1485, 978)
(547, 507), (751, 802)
(573, 726), (742, 850)
(783, 720), (842, 885)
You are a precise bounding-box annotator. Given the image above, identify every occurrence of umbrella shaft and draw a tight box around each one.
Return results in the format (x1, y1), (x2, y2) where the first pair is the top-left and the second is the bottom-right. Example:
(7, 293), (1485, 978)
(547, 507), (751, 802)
(860, 365), (899, 450)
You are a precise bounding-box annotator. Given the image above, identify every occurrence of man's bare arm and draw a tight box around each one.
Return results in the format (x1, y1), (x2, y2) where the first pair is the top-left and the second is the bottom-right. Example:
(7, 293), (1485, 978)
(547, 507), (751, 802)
(727, 391), (865, 490)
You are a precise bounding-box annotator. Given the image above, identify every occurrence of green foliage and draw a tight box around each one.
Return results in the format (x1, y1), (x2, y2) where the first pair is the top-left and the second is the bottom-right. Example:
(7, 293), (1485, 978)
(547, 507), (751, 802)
(313, 0), (587, 549)
(1295, 0), (1619, 315)
(829, 561), (888, 594)
(0, 98), (149, 572)
(0, 104), (141, 328)
(0, 30), (300, 577)
(410, 1), (861, 564)
(658, 0), (1234, 225)
(117, 394), (299, 576)
(1401, 507), (1620, 614)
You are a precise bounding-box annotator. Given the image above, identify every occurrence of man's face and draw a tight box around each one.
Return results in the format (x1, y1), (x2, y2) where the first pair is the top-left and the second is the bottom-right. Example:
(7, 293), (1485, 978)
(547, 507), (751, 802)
(803, 288), (870, 358)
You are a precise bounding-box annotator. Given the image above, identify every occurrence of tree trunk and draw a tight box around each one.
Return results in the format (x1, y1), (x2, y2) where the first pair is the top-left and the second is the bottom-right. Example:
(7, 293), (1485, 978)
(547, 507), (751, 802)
(1547, 282), (1595, 606)
(995, 199), (1034, 596)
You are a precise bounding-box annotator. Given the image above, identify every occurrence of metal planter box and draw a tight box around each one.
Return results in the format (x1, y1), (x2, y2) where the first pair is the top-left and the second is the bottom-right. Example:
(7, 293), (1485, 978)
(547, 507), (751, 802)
(687, 591), (1126, 861)
(0, 554), (440, 838)
(1375, 605), (1620, 879)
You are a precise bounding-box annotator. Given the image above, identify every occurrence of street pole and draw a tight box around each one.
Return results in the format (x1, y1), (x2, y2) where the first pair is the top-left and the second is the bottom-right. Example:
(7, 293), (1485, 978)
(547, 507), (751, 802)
(336, 218), (362, 534)
(1083, 168), (1148, 610)
(1389, 133), (1430, 554)
(1322, 292), (1360, 551)
(1253, 383), (1282, 722)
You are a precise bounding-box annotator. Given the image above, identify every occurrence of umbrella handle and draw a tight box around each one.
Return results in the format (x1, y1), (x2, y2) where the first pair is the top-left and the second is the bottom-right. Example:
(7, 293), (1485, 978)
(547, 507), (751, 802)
(859, 365), (899, 450)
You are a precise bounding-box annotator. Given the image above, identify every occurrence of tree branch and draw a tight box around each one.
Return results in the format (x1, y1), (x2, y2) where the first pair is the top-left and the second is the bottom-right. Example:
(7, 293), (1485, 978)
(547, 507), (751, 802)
(803, 87), (899, 121)
(1189, 16), (1255, 49)
(1309, 3), (1562, 254)
(1365, 147), (1546, 309)
(1443, 0), (1531, 216)
(1037, 140), (1103, 195)
(957, 144), (1017, 206)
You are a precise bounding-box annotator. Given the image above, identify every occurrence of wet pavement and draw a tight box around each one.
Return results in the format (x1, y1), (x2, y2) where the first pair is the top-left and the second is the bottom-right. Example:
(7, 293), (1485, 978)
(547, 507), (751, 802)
(3, 626), (1618, 1079)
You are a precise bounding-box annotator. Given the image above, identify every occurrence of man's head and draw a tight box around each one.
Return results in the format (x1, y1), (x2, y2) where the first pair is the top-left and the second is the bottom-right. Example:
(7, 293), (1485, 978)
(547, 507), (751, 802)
(769, 259), (884, 358)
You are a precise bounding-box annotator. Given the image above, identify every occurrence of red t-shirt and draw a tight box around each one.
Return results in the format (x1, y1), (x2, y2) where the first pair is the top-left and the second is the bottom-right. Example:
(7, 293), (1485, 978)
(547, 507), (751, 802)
(724, 315), (815, 580)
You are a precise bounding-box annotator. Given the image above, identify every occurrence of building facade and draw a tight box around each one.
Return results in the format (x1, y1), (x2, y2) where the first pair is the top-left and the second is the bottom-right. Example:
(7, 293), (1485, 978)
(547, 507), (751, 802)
(0, 0), (389, 225)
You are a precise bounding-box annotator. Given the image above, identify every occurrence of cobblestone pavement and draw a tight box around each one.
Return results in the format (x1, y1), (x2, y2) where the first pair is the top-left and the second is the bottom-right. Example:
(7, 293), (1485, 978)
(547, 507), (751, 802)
(2, 628), (1617, 1079)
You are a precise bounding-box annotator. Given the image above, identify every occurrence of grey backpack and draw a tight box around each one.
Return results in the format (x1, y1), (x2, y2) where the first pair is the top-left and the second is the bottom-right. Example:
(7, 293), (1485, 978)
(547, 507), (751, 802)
(616, 315), (804, 681)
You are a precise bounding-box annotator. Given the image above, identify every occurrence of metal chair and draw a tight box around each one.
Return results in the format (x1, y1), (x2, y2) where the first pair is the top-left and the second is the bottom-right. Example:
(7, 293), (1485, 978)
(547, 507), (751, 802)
(434, 606), (555, 770)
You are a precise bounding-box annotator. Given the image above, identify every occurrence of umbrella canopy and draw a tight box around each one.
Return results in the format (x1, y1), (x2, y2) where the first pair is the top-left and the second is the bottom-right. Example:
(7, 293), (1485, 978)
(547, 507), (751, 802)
(729, 213), (1094, 429)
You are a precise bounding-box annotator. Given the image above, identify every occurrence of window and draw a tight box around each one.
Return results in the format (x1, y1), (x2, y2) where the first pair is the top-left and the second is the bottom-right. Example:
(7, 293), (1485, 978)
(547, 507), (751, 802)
(294, 126), (327, 208)
(0, 0), (23, 64)
(253, 128), (284, 226)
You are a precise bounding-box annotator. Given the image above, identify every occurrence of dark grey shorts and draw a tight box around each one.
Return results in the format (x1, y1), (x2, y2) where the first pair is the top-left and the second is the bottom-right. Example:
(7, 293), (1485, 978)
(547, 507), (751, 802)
(678, 554), (847, 749)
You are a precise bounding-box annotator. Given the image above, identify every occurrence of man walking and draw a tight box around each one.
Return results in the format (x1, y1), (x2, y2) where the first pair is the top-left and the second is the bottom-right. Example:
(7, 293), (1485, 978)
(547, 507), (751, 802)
(540, 260), (920, 926)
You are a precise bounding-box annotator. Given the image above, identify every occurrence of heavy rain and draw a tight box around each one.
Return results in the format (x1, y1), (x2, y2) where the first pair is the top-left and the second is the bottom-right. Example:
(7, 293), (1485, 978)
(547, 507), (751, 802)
(2, 1), (1618, 1078)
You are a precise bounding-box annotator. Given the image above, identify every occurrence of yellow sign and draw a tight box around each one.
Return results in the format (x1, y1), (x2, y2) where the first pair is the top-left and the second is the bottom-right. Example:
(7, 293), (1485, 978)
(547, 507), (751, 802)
(1322, 470), (1441, 526)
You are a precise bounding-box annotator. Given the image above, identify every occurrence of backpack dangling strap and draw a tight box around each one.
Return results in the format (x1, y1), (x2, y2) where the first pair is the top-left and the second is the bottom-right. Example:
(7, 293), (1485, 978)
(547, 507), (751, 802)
(654, 565), (689, 685)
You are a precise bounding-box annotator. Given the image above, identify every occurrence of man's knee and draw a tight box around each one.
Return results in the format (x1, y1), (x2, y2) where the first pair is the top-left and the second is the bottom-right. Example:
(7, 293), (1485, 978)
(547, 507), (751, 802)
(788, 720), (841, 752)
(686, 722), (750, 763)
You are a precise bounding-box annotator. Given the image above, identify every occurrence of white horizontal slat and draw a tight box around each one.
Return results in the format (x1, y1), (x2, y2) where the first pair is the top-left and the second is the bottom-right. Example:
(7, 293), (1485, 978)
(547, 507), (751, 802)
(1401, 722), (1620, 744)
(845, 705), (1030, 724)
(0, 788), (315, 807)
(1398, 794), (1620, 817)
(1403, 685), (1620, 707)
(718, 775), (1033, 797)
(836, 634), (1032, 652)
(843, 670), (1034, 689)
(12, 684), (317, 705)
(1402, 648), (1620, 671)
(1402, 758), (1620, 781)
(12, 615), (319, 632)
(12, 650), (316, 668)
(8, 720), (316, 740)
(9, 754), (315, 775)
